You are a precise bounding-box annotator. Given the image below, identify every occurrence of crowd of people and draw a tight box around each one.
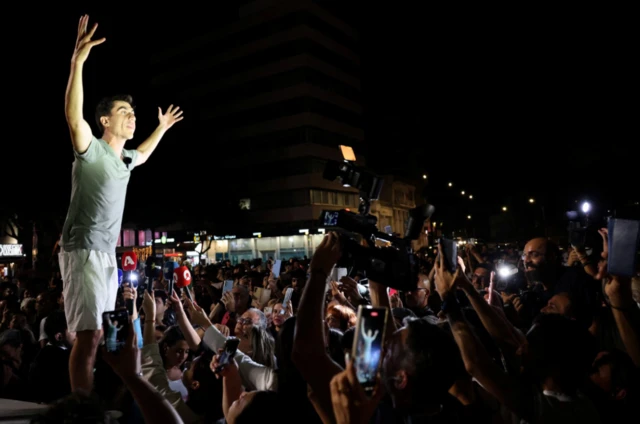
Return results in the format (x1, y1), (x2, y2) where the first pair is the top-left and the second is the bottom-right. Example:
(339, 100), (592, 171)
(1, 229), (639, 423)
(1, 13), (638, 424)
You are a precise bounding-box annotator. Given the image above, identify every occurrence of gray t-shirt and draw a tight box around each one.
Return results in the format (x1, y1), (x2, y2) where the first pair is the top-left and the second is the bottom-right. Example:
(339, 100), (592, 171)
(60, 137), (138, 253)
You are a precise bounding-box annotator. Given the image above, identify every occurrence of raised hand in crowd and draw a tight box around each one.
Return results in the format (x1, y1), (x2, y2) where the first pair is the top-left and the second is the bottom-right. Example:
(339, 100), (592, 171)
(123, 284), (138, 320)
(330, 359), (384, 424)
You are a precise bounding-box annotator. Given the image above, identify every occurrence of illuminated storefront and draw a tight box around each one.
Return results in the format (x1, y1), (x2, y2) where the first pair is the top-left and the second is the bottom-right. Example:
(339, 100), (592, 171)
(0, 243), (24, 277)
(201, 233), (326, 264)
(114, 228), (331, 266)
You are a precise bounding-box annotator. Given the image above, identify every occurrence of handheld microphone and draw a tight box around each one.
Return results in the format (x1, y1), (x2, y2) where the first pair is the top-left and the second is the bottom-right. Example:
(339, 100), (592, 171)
(174, 266), (194, 302)
(163, 261), (178, 297)
(122, 251), (137, 272)
(122, 252), (138, 315)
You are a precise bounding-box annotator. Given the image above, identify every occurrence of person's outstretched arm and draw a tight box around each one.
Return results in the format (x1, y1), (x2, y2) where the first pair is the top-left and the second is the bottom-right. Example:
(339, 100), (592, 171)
(293, 232), (343, 423)
(65, 14), (104, 154)
(103, 318), (184, 424)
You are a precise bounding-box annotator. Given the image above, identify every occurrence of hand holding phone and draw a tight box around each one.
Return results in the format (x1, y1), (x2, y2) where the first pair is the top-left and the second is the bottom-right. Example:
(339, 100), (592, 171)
(608, 218), (640, 277)
(222, 280), (234, 294)
(213, 337), (240, 374)
(101, 314), (141, 378)
(351, 306), (388, 395)
(438, 237), (457, 273)
(281, 287), (294, 314)
(102, 309), (130, 353)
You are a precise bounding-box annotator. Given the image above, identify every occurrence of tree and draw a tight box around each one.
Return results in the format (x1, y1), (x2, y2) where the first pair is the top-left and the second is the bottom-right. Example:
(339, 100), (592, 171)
(0, 211), (21, 244)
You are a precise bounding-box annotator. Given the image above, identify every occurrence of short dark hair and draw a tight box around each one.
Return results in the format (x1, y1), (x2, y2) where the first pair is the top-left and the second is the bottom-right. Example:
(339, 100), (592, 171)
(95, 94), (134, 135)
(527, 313), (597, 393)
(404, 318), (465, 402)
(476, 262), (494, 273)
(186, 350), (220, 416)
(154, 290), (168, 304)
(158, 325), (185, 359)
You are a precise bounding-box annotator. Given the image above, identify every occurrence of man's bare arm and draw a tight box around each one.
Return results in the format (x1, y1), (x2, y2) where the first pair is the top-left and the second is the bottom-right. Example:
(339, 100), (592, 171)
(458, 277), (526, 349)
(65, 61), (92, 154)
(445, 293), (530, 420)
(136, 125), (167, 166)
(293, 233), (343, 424)
(66, 15), (105, 154)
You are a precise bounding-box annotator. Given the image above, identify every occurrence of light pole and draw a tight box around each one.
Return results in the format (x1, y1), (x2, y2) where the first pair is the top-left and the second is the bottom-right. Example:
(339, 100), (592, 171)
(581, 201), (591, 226)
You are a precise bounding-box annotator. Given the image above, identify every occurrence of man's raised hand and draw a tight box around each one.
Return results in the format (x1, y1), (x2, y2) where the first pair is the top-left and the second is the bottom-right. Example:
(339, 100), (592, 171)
(73, 15), (105, 64)
(158, 105), (184, 130)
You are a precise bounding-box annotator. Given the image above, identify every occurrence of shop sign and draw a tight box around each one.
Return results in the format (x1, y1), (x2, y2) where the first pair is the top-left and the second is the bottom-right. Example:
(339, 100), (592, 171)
(0, 244), (23, 257)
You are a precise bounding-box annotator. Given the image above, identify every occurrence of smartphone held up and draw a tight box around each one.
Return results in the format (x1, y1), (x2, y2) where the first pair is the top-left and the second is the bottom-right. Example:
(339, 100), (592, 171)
(437, 237), (457, 273)
(351, 305), (388, 395)
(102, 309), (130, 353)
(215, 337), (240, 373)
(280, 288), (294, 314)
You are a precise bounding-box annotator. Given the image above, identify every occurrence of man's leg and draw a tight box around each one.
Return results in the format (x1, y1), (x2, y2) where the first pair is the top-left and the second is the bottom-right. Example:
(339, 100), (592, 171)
(69, 330), (102, 392)
(61, 248), (113, 393)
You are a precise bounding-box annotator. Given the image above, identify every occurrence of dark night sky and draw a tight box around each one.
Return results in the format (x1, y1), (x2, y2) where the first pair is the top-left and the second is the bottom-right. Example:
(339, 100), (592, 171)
(4, 4), (636, 228)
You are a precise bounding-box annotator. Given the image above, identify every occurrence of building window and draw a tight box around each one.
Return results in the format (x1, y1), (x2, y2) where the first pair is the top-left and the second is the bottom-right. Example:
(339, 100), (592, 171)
(311, 189), (328, 204)
(310, 189), (357, 206)
(138, 231), (146, 246)
(145, 230), (152, 246)
(154, 232), (161, 240)
(341, 192), (356, 207)
(407, 189), (414, 202)
(394, 189), (405, 204)
(123, 229), (135, 247)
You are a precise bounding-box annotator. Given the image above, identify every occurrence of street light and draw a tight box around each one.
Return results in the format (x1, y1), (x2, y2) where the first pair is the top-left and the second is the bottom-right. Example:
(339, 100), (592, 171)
(422, 174), (427, 180)
(580, 201), (592, 226)
(467, 215), (471, 219)
(461, 191), (465, 195)
(529, 198), (535, 204)
(502, 206), (507, 211)
(448, 182), (453, 187)
(469, 195), (473, 199)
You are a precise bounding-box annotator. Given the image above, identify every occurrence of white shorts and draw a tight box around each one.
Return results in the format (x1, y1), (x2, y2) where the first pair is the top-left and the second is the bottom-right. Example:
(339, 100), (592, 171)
(59, 248), (118, 332)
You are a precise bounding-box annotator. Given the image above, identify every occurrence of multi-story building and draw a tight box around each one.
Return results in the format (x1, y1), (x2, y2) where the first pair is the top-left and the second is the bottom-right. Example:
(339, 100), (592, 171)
(370, 176), (430, 250)
(150, 0), (363, 236)
(136, 0), (430, 263)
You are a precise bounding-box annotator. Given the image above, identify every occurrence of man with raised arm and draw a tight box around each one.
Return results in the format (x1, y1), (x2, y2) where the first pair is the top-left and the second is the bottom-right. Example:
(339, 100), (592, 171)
(61, 14), (184, 392)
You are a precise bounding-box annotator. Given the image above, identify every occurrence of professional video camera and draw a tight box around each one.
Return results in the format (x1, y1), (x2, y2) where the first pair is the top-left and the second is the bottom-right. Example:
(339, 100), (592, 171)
(319, 147), (434, 291)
